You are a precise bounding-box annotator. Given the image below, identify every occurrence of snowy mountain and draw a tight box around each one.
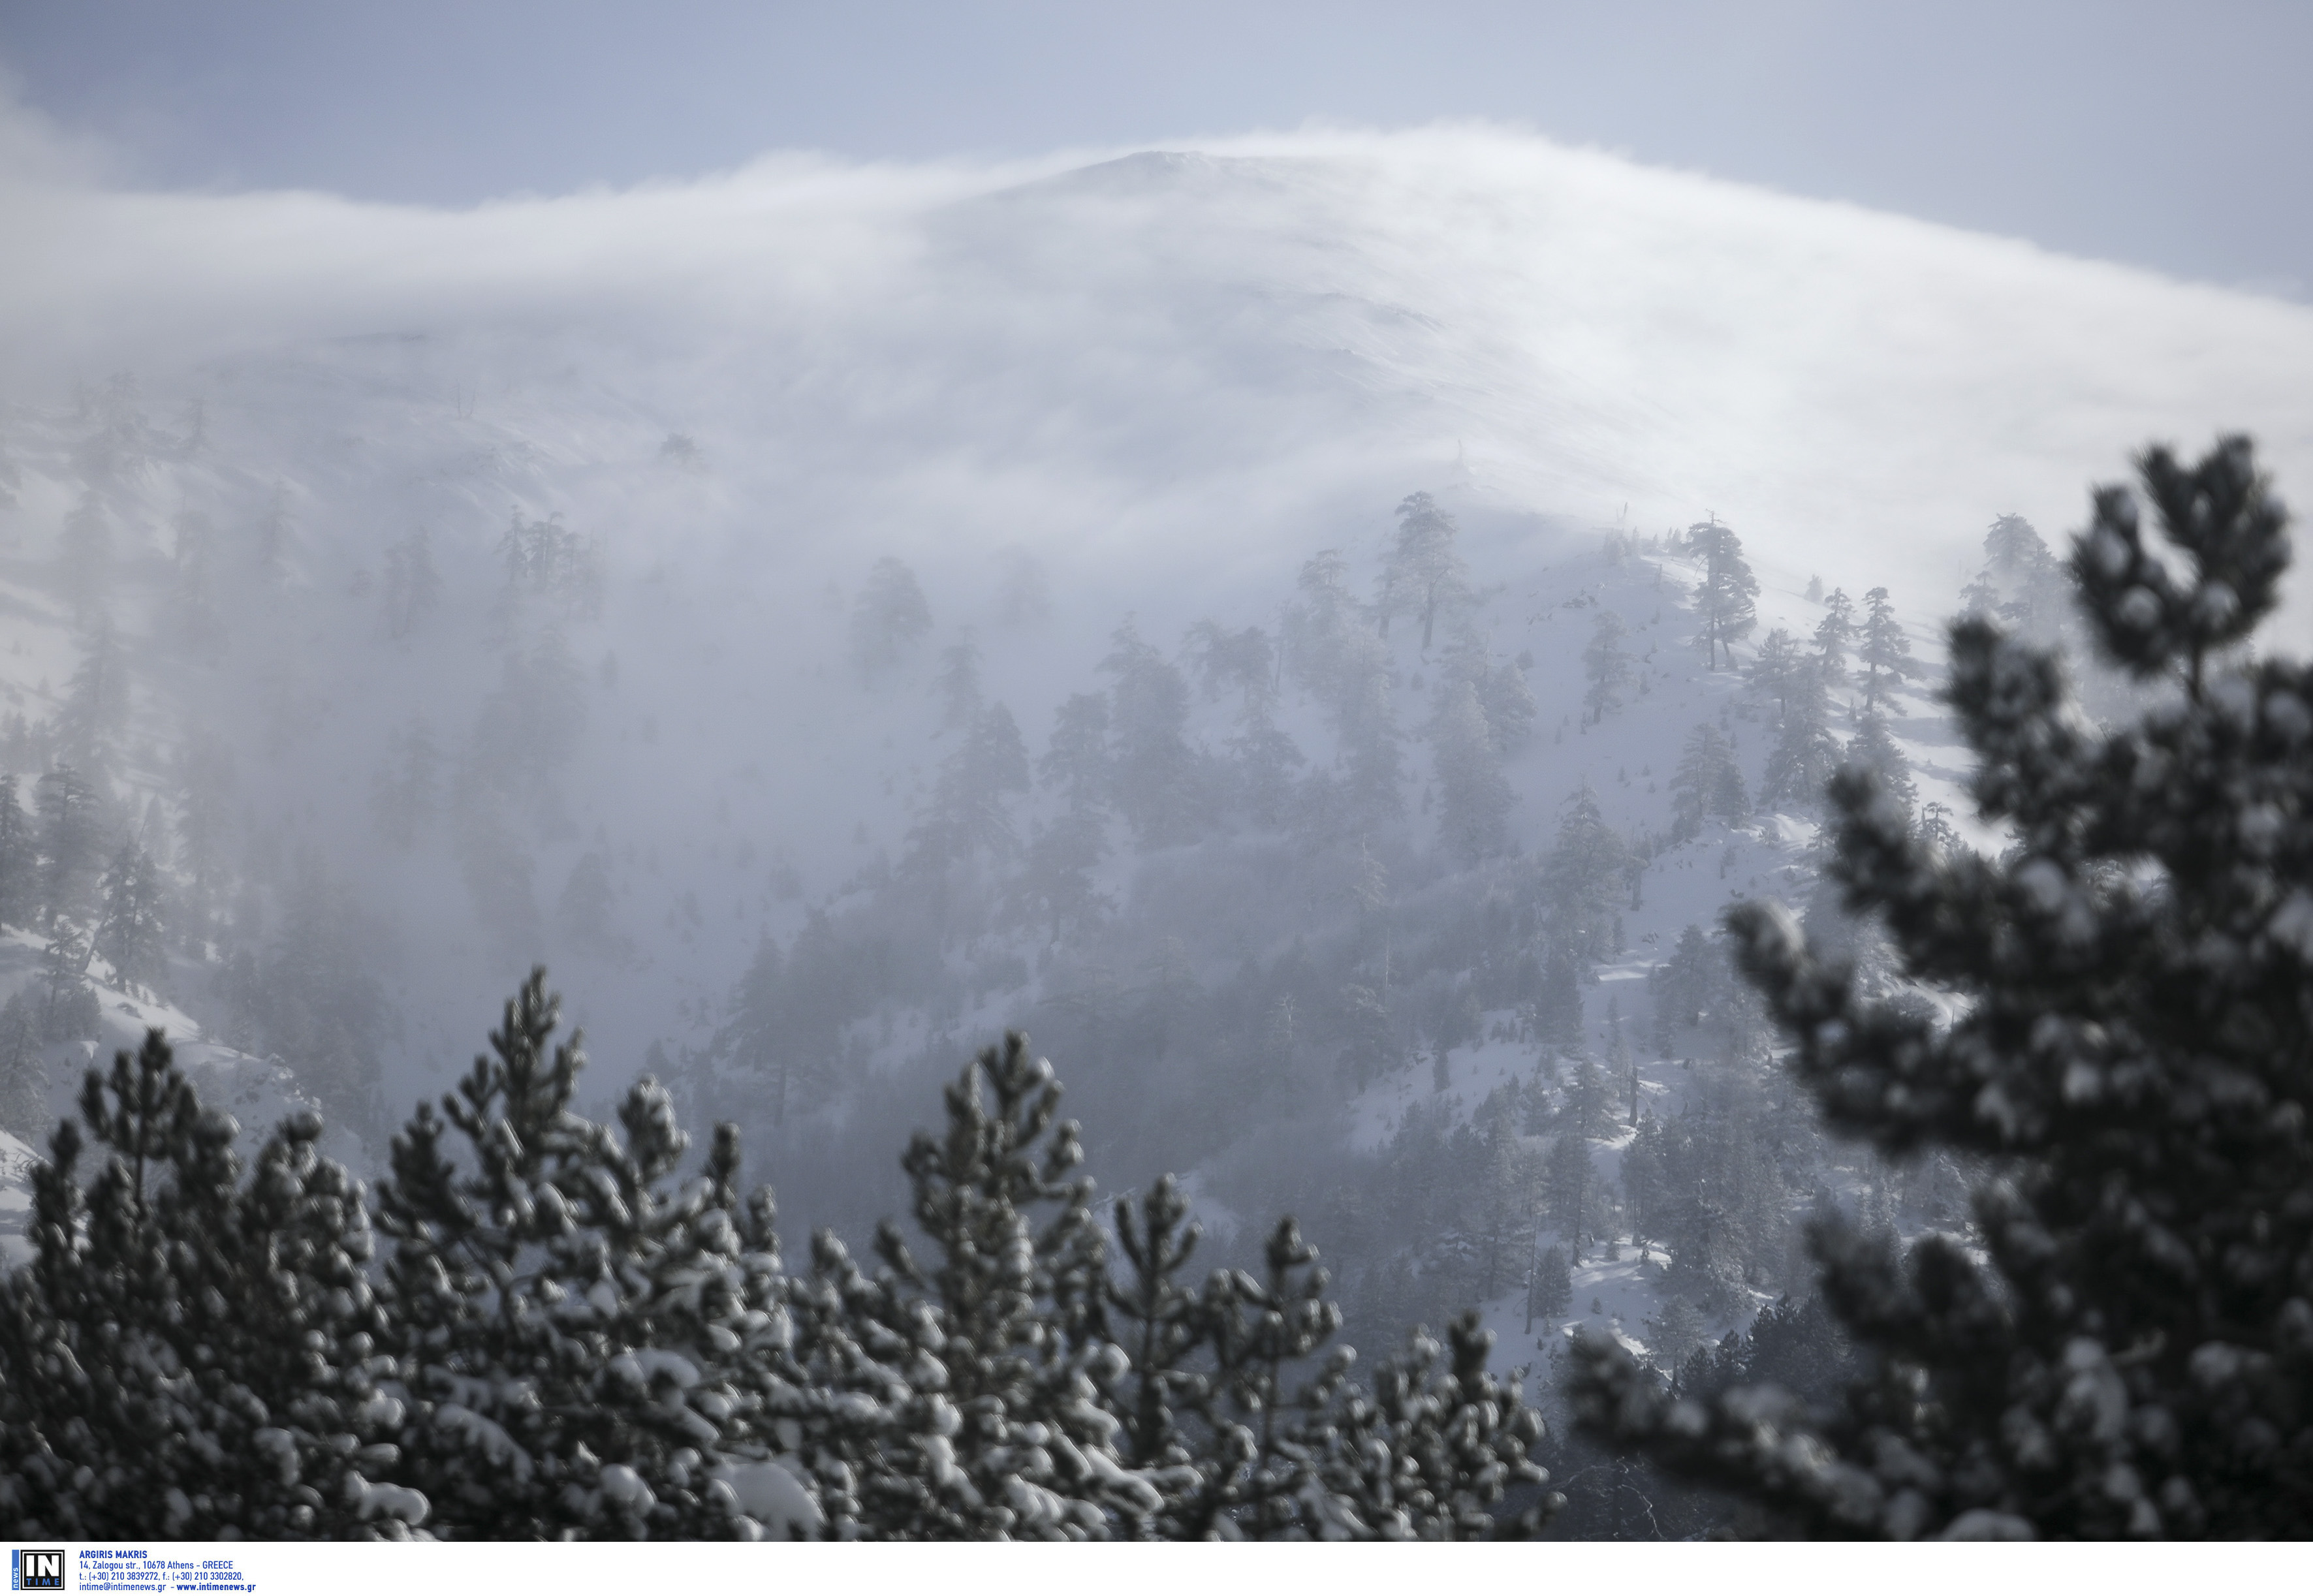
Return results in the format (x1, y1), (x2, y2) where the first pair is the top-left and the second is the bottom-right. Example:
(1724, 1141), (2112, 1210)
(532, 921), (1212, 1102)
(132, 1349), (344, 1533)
(3, 125), (2310, 1384)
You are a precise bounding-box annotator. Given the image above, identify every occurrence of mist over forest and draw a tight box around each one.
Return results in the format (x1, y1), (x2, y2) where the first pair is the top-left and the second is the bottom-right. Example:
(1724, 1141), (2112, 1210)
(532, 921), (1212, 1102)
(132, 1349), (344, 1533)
(5, 121), (2313, 1541)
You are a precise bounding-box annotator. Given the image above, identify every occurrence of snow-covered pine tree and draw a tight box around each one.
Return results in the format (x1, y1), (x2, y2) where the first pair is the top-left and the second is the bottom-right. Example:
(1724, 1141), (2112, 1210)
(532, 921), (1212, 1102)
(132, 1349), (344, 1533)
(1648, 922), (1715, 1056)
(1100, 621), (1204, 849)
(1532, 943), (1584, 1052)
(1283, 549), (1361, 698)
(902, 700), (1031, 883)
(371, 973), (779, 1539)
(1540, 781), (1629, 967)
(1183, 620), (1274, 712)
(35, 928), (98, 1044)
(1319, 1312), (1555, 1538)
(94, 839), (166, 995)
(1582, 608), (1632, 723)
(1746, 627), (1804, 721)
(0, 775), (35, 928)
(1528, 1244), (1572, 1329)
(1858, 586), (1917, 711)
(381, 526), (442, 642)
(1843, 708), (1918, 822)
(717, 931), (807, 1128)
(1814, 587), (1857, 685)
(1335, 982), (1399, 1089)
(1038, 691), (1112, 817)
(1440, 630), (1537, 755)
(33, 764), (103, 928)
(775, 1033), (1159, 1539)
(1690, 517), (1760, 670)
(0, 1031), (419, 1539)
(0, 991), (43, 1138)
(1378, 492), (1470, 653)
(1669, 723), (1748, 841)
(1096, 1174), (1210, 1479)
(1759, 657), (1842, 814)
(1429, 679), (1513, 866)
(1571, 435), (2313, 1538)
(1963, 514), (2071, 650)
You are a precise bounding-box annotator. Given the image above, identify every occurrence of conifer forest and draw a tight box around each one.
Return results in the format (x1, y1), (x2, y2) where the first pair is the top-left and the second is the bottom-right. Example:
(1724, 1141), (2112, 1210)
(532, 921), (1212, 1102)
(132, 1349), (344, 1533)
(1, 134), (2312, 1542)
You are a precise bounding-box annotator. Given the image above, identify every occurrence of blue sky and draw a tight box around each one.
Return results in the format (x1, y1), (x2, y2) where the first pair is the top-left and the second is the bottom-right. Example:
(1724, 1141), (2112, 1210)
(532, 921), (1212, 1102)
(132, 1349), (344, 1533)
(1, 0), (2308, 296)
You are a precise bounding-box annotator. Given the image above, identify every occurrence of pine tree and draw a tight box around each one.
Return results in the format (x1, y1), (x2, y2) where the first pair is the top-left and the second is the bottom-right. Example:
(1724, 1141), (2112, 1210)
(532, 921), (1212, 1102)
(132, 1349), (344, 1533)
(0, 1031), (418, 1539)
(1097, 1174), (1209, 1473)
(1183, 620), (1276, 713)
(1013, 809), (1112, 943)
(94, 840), (166, 995)
(1965, 514), (2071, 649)
(1859, 586), (1917, 711)
(36, 928), (98, 1044)
(1746, 627), (1804, 721)
(1670, 723), (1748, 841)
(1440, 631), (1537, 755)
(1429, 679), (1513, 866)
(554, 851), (619, 956)
(33, 764), (104, 928)
(757, 909), (853, 1123)
(1039, 691), (1112, 816)
(1528, 1244), (1572, 1329)
(1378, 492), (1469, 653)
(1545, 1132), (1592, 1262)
(55, 625), (130, 774)
(371, 973), (778, 1539)
(1532, 942), (1584, 1052)
(904, 700), (1031, 877)
(1226, 703), (1306, 831)
(1648, 923), (1716, 1054)
(1645, 1296), (1708, 1371)
(1690, 517), (1759, 670)
(1814, 587), (1857, 686)
(1336, 982), (1399, 1089)
(1582, 608), (1632, 722)
(1844, 708), (1918, 822)
(1197, 1217), (1361, 1537)
(1541, 783), (1628, 966)
(234, 869), (391, 1137)
(1759, 660), (1841, 814)
(716, 930), (817, 1128)
(381, 527), (443, 641)
(497, 511), (601, 618)
(1283, 548), (1361, 698)
(1609, 999), (1636, 1124)
(1571, 436), (2313, 1538)
(934, 632), (984, 732)
(0, 775), (34, 930)
(57, 490), (110, 623)
(1319, 1312), (1554, 1539)
(1334, 623), (1408, 832)
(1100, 621), (1203, 849)
(372, 719), (438, 850)
(0, 991), (46, 1139)
(849, 557), (933, 683)
(778, 1033), (1158, 1539)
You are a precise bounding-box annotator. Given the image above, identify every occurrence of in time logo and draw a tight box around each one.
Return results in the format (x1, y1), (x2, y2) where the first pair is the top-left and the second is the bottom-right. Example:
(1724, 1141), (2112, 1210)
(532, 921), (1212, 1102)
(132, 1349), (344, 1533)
(10, 1550), (63, 1591)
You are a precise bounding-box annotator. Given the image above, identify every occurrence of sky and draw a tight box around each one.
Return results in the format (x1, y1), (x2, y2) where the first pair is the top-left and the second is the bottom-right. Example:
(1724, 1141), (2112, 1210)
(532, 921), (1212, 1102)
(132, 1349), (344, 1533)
(1, 0), (2310, 298)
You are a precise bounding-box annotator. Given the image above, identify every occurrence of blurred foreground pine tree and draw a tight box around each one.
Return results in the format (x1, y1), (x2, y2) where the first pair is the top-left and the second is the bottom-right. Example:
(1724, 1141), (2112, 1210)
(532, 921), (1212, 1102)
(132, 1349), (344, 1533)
(1572, 437), (2313, 1537)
